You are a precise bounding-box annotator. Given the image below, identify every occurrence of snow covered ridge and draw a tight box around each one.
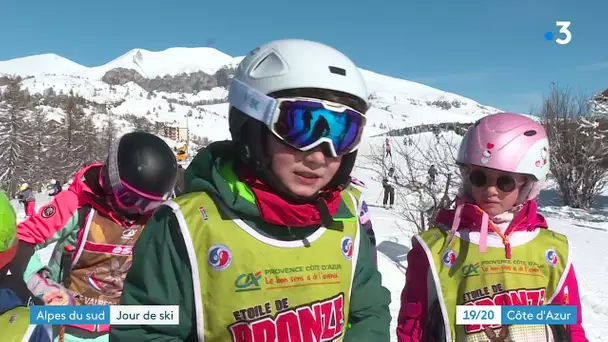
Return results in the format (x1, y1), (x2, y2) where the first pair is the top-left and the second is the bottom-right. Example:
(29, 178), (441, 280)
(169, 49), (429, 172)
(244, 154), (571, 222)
(0, 48), (242, 79)
(0, 46), (502, 140)
(594, 90), (608, 116)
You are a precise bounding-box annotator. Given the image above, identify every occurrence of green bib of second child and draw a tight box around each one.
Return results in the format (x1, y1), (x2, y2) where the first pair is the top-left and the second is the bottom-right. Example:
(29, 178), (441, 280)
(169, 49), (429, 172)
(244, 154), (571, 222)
(417, 227), (570, 342)
(0, 306), (46, 342)
(167, 190), (361, 342)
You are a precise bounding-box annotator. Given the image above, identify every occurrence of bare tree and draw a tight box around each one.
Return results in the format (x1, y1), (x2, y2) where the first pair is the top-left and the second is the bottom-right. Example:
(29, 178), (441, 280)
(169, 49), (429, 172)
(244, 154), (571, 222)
(539, 83), (608, 208)
(360, 132), (462, 233)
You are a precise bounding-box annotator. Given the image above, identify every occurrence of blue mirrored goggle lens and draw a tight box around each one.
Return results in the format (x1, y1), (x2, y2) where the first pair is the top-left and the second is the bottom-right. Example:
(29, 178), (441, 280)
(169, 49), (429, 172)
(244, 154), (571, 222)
(273, 100), (364, 155)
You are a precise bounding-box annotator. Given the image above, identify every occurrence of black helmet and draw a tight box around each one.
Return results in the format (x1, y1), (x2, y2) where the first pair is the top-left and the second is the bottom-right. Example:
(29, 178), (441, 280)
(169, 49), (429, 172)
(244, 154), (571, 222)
(102, 131), (177, 216)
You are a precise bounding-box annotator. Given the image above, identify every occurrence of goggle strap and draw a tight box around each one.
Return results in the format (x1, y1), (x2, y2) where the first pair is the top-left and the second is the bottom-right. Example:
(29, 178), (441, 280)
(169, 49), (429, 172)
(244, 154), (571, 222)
(228, 78), (277, 126)
(107, 137), (122, 191)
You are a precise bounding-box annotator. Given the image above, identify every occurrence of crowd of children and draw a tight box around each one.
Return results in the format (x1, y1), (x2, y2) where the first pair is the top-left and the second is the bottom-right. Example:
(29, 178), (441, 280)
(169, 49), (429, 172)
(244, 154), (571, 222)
(0, 38), (587, 342)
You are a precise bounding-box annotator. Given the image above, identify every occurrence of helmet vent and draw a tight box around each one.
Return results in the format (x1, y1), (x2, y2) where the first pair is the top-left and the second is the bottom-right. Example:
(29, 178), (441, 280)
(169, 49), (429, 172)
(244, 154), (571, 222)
(523, 130), (537, 136)
(328, 66), (346, 76)
(249, 52), (285, 78)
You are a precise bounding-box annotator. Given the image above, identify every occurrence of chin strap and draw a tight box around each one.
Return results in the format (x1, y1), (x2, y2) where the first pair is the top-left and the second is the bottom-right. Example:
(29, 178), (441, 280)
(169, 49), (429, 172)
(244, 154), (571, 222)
(446, 196), (466, 248)
(445, 196), (489, 255)
(479, 211), (489, 253)
(316, 198), (339, 230)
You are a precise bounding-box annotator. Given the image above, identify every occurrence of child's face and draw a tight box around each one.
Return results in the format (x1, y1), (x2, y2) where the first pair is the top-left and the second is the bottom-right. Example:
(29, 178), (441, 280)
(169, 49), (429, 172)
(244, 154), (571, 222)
(267, 134), (342, 197)
(468, 166), (528, 217)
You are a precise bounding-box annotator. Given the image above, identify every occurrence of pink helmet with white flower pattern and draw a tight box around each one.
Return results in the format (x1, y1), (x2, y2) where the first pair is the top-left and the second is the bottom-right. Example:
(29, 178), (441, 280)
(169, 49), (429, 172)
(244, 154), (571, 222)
(457, 112), (550, 201)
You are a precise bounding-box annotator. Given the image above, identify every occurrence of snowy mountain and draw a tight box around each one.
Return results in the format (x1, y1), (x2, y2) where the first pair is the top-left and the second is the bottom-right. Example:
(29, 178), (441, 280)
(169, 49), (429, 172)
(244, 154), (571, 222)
(0, 53), (87, 76)
(83, 47), (243, 80)
(594, 89), (608, 116)
(0, 46), (502, 142)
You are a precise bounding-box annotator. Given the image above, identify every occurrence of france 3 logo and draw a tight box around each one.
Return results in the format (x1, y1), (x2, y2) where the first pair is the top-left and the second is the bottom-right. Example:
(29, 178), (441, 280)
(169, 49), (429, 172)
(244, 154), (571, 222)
(544, 21), (572, 45)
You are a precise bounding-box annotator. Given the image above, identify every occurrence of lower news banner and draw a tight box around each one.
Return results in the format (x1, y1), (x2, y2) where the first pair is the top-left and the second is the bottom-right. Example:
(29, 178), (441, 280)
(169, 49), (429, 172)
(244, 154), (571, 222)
(30, 305), (180, 325)
(456, 306), (577, 325)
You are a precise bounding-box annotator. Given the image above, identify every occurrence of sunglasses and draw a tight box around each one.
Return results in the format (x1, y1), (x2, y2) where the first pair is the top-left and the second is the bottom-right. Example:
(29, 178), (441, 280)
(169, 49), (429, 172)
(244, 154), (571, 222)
(468, 169), (524, 193)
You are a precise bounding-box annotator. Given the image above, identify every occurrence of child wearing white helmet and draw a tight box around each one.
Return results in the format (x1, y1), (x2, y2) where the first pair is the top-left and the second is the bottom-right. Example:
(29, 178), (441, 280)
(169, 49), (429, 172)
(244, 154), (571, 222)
(112, 39), (391, 341)
(397, 113), (587, 341)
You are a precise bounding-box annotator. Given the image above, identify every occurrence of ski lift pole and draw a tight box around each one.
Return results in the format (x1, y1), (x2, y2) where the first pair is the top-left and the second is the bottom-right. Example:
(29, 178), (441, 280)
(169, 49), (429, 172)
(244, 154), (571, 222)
(563, 286), (571, 340)
(185, 114), (190, 158)
(58, 244), (75, 342)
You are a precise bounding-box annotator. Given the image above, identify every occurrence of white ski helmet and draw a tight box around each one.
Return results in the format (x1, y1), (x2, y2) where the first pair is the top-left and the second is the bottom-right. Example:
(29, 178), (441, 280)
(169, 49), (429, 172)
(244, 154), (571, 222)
(50, 179), (57, 185)
(232, 39), (368, 106)
(228, 39), (369, 206)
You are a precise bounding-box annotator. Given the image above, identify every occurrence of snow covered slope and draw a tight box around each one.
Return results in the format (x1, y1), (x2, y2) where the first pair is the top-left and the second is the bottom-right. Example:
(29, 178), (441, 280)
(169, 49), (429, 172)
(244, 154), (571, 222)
(0, 53), (87, 76)
(0, 46), (501, 142)
(362, 69), (498, 132)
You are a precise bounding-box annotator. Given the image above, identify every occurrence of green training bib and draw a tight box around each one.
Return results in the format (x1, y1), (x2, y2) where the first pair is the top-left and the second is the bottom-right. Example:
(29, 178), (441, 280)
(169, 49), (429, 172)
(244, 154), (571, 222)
(166, 190), (361, 342)
(417, 227), (570, 342)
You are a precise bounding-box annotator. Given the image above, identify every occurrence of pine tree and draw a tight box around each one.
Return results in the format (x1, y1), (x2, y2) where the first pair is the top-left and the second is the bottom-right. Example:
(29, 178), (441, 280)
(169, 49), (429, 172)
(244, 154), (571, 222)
(54, 89), (87, 179)
(0, 80), (30, 195)
(132, 116), (153, 133)
(80, 114), (102, 164)
(22, 107), (53, 190)
(100, 111), (117, 158)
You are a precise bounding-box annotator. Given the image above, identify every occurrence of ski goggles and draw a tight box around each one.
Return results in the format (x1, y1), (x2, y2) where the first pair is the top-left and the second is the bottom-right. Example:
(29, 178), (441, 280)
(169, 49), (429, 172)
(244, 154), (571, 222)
(229, 78), (366, 157)
(468, 169), (524, 193)
(112, 181), (170, 215)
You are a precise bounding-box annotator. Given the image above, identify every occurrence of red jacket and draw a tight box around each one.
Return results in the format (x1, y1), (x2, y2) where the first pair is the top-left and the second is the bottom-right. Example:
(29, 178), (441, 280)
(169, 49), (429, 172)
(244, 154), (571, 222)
(396, 200), (588, 342)
(19, 163), (143, 245)
(18, 163), (147, 334)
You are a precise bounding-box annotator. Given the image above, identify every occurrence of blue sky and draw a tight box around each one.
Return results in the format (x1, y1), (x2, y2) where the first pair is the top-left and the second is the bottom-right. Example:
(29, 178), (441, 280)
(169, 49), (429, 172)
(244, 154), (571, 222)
(1, 0), (604, 113)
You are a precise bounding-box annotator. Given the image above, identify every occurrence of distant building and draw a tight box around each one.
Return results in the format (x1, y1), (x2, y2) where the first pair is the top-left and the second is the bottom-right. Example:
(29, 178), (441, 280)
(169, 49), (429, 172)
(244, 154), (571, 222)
(178, 127), (188, 141)
(163, 123), (188, 141)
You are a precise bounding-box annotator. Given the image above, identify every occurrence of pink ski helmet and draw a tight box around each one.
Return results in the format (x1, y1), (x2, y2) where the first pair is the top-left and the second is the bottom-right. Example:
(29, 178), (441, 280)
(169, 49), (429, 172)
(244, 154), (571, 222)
(457, 112), (550, 201)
